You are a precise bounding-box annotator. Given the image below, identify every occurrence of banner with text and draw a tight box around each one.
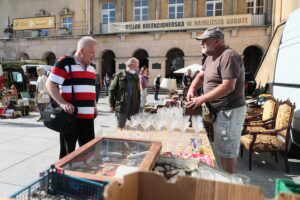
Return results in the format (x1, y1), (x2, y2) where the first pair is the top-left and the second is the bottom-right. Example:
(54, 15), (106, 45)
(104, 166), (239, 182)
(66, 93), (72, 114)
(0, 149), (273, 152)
(108, 14), (251, 33)
(13, 16), (56, 31)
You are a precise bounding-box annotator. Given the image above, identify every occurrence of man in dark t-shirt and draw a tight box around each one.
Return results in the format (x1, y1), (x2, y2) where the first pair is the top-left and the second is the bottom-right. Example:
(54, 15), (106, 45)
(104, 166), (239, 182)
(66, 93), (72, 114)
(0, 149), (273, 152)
(186, 27), (246, 174)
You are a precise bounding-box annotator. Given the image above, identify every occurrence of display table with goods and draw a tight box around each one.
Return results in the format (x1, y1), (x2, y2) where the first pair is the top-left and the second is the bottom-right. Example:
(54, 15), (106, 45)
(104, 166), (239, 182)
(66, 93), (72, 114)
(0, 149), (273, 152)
(55, 137), (162, 182)
(118, 128), (216, 167)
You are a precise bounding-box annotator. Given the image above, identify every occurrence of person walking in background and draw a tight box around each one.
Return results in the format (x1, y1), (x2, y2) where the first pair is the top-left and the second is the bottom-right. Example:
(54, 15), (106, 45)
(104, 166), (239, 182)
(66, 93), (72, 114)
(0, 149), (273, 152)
(153, 74), (161, 100)
(24, 70), (30, 93)
(182, 68), (193, 97)
(103, 73), (111, 96)
(186, 27), (246, 174)
(46, 36), (98, 159)
(35, 66), (50, 122)
(109, 57), (140, 129)
(139, 66), (150, 112)
(193, 70), (203, 96)
(95, 73), (101, 103)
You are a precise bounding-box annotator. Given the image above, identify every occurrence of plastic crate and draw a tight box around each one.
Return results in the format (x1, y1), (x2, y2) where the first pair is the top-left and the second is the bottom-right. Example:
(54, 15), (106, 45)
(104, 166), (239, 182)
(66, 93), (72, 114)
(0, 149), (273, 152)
(10, 167), (106, 200)
(275, 178), (300, 197)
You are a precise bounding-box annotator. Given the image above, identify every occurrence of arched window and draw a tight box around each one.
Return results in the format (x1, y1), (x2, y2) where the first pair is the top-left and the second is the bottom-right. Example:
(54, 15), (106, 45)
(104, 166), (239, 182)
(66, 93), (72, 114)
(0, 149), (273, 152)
(206, 0), (223, 16)
(134, 0), (148, 21)
(168, 0), (184, 19)
(166, 48), (185, 81)
(133, 49), (149, 68)
(102, 50), (116, 77)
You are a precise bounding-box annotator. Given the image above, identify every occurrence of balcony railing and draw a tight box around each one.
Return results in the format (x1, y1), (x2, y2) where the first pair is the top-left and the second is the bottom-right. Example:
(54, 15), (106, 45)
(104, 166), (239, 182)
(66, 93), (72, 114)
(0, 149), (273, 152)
(11, 15), (266, 38)
(14, 21), (88, 39)
(252, 14), (265, 26)
(100, 23), (109, 34)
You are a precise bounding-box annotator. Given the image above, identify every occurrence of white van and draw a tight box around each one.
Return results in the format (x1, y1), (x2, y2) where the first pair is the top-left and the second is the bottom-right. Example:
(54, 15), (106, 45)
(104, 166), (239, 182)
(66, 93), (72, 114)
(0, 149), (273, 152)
(255, 8), (300, 150)
(256, 8), (300, 109)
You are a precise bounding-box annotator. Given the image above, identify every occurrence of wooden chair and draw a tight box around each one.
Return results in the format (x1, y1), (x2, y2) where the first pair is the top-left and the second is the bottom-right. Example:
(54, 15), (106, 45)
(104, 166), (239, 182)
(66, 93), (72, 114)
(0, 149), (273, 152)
(242, 96), (278, 136)
(240, 99), (296, 172)
(245, 96), (278, 125)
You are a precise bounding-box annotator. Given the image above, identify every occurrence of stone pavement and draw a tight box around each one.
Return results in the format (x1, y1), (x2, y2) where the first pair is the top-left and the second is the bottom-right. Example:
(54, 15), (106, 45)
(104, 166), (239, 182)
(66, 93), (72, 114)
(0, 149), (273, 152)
(0, 94), (300, 198)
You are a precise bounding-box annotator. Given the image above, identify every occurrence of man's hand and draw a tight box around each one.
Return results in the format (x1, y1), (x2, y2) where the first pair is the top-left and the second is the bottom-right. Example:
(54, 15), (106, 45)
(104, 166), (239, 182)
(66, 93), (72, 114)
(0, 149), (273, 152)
(186, 88), (196, 101)
(60, 102), (75, 115)
(186, 96), (204, 110)
(109, 107), (115, 113)
(94, 106), (98, 118)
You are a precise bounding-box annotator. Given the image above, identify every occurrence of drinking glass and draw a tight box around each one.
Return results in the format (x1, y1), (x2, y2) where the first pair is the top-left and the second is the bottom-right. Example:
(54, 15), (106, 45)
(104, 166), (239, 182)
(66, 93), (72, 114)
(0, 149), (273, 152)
(131, 114), (141, 138)
(140, 114), (153, 139)
(192, 115), (204, 134)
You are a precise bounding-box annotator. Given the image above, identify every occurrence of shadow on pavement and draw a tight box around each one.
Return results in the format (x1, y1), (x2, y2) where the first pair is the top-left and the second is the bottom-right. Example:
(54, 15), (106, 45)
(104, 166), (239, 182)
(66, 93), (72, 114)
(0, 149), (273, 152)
(211, 141), (300, 198)
(0, 121), (45, 128)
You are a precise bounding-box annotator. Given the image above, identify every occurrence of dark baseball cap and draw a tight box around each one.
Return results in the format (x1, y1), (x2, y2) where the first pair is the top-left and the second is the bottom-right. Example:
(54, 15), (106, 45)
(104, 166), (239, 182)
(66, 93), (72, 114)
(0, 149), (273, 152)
(196, 27), (224, 40)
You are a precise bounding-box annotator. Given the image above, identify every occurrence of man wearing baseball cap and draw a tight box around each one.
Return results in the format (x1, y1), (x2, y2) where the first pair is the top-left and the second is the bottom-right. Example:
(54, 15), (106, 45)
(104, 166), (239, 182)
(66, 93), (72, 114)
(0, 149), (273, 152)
(187, 27), (246, 174)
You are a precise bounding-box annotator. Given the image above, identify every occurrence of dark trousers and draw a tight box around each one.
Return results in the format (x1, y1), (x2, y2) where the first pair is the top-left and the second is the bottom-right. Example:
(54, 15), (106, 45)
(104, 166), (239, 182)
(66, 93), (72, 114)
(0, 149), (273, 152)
(154, 87), (159, 100)
(59, 118), (95, 159)
(96, 85), (100, 102)
(37, 103), (47, 118)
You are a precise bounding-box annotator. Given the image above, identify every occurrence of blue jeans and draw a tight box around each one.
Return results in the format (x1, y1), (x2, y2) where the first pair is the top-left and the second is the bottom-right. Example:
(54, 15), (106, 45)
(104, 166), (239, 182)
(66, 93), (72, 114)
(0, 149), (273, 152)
(105, 84), (110, 96)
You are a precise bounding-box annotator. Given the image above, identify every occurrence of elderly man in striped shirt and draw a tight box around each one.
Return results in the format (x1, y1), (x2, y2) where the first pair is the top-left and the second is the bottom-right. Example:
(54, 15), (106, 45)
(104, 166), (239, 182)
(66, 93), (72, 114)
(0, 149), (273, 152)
(46, 36), (98, 159)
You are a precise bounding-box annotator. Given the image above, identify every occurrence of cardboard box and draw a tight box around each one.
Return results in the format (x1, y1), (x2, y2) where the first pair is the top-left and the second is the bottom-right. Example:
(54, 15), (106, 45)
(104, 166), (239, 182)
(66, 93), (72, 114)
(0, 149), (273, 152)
(104, 171), (265, 200)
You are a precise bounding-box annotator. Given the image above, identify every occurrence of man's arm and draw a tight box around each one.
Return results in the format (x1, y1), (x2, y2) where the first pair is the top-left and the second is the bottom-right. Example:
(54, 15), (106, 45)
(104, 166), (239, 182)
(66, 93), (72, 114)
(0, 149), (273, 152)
(46, 80), (75, 114)
(187, 78), (237, 109)
(182, 75), (187, 87)
(108, 74), (117, 112)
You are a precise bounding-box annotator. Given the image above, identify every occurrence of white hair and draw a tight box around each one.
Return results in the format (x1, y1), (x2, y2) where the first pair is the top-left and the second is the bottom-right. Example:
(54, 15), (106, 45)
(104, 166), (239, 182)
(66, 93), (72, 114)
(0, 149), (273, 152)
(126, 57), (139, 67)
(36, 66), (45, 73)
(77, 36), (97, 50)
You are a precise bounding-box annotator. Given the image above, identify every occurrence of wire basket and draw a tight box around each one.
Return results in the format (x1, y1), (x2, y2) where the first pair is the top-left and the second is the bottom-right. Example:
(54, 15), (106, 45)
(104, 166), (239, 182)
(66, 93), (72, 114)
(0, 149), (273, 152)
(275, 178), (300, 197)
(10, 166), (106, 200)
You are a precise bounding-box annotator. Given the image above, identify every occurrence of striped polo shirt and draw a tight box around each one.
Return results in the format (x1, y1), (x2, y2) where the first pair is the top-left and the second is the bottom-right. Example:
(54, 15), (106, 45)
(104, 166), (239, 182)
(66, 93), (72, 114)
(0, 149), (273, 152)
(48, 56), (96, 119)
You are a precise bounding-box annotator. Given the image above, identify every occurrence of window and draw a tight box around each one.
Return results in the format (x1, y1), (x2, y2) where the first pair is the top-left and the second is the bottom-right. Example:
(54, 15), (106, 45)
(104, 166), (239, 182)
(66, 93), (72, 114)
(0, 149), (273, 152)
(247, 0), (264, 14)
(12, 71), (23, 83)
(134, 0), (148, 21)
(206, 0), (223, 16)
(102, 0), (115, 24)
(40, 29), (49, 37)
(168, 0), (184, 19)
(62, 16), (72, 34)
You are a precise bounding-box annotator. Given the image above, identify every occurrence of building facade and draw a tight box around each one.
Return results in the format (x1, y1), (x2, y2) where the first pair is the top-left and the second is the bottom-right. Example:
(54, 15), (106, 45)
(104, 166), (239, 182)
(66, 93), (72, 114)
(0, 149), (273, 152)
(1, 0), (296, 84)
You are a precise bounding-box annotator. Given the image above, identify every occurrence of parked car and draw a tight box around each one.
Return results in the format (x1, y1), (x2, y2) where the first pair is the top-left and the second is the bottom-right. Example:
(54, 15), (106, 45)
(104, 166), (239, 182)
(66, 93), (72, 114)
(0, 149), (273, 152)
(0, 60), (47, 97)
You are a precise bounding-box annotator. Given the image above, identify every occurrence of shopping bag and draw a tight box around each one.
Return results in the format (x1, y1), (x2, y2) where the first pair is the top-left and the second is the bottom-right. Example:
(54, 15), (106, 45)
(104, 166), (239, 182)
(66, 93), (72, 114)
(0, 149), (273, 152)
(42, 103), (77, 133)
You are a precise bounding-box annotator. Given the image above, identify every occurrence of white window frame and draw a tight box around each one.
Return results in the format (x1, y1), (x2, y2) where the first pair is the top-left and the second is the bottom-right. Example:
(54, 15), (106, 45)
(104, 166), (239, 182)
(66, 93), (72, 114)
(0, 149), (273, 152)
(206, 0), (223, 16)
(62, 16), (72, 33)
(102, 0), (115, 24)
(246, 0), (265, 15)
(168, 0), (184, 19)
(134, 0), (148, 21)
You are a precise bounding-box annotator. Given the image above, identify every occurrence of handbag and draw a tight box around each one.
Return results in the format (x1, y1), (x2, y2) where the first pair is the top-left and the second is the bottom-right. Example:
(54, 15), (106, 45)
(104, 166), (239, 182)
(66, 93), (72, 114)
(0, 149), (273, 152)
(42, 61), (77, 133)
(42, 104), (77, 133)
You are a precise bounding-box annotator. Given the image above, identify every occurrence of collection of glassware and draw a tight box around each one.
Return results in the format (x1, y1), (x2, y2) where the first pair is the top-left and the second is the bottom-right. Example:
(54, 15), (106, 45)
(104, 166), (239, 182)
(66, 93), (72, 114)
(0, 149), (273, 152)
(118, 107), (204, 153)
